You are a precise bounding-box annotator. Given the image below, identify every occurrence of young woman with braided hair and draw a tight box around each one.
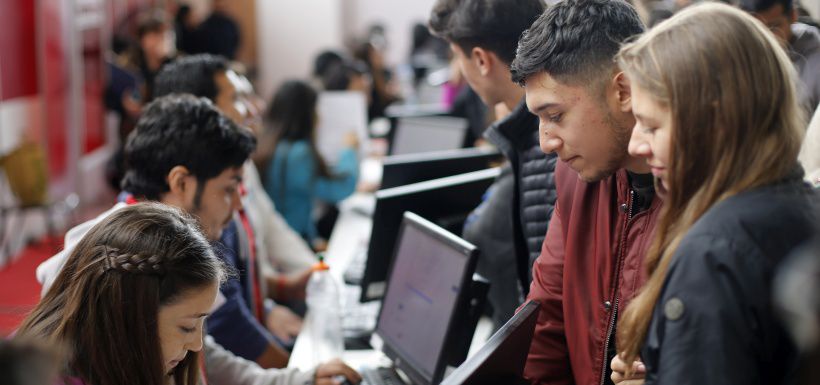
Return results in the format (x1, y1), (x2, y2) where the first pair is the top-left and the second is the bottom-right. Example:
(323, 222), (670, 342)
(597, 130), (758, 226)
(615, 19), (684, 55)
(16, 202), (225, 385)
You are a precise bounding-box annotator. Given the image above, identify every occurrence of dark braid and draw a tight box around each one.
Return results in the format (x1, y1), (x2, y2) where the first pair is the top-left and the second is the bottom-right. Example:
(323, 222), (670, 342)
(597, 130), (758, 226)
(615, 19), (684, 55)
(101, 247), (166, 275)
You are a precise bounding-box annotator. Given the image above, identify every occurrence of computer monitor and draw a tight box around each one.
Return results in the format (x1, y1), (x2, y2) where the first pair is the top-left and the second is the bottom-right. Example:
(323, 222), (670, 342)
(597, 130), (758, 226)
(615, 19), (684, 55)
(375, 212), (479, 385)
(439, 300), (541, 385)
(380, 147), (503, 190)
(389, 116), (469, 156)
(360, 167), (499, 302)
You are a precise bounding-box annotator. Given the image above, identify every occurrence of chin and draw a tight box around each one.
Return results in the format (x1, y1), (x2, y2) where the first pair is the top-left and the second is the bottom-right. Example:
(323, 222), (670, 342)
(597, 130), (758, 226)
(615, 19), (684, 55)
(577, 168), (614, 183)
(207, 228), (223, 241)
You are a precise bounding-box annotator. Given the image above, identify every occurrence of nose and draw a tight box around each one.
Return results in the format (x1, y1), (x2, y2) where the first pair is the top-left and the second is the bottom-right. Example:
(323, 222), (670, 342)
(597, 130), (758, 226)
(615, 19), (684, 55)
(231, 187), (243, 212)
(628, 126), (651, 159)
(539, 122), (563, 154)
(188, 330), (204, 353)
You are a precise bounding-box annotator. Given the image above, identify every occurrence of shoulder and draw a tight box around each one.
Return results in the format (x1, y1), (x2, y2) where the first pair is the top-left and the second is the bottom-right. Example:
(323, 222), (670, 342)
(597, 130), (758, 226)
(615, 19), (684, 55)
(687, 179), (817, 249)
(37, 203), (127, 287)
(275, 140), (311, 160)
(671, 180), (818, 282)
(286, 140), (311, 154)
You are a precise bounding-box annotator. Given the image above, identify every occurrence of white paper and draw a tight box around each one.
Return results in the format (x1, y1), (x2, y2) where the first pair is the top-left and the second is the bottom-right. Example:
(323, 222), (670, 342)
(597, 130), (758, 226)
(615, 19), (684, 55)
(316, 91), (369, 164)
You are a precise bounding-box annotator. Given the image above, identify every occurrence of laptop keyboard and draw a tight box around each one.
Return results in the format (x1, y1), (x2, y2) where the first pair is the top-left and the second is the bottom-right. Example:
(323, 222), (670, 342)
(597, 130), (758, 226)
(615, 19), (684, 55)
(360, 367), (406, 385)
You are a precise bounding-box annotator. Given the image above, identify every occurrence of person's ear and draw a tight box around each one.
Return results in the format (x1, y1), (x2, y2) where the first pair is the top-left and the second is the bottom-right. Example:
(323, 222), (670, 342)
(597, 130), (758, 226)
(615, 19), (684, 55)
(471, 47), (494, 77)
(164, 165), (194, 206)
(614, 71), (632, 113)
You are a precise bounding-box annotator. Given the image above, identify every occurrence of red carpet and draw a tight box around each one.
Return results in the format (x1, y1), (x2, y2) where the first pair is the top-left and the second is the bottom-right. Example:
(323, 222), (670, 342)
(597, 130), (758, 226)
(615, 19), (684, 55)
(0, 238), (60, 336)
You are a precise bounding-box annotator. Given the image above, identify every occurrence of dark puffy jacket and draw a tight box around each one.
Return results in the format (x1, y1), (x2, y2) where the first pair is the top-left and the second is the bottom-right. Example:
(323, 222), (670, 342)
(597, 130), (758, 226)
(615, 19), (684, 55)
(463, 165), (521, 330)
(642, 171), (819, 385)
(485, 99), (557, 293)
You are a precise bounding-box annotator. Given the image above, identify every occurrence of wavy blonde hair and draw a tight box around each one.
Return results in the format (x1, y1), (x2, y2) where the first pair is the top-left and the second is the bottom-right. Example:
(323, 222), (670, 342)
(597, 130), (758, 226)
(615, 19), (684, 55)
(616, 2), (804, 370)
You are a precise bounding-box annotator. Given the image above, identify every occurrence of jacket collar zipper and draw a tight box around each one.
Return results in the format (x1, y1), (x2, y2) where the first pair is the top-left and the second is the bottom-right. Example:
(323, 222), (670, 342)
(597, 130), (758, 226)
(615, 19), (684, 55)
(600, 189), (635, 385)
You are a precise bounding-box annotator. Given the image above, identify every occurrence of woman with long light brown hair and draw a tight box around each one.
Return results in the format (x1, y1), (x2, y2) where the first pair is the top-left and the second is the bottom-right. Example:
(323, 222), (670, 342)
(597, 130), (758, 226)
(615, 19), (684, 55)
(611, 3), (817, 384)
(16, 203), (226, 385)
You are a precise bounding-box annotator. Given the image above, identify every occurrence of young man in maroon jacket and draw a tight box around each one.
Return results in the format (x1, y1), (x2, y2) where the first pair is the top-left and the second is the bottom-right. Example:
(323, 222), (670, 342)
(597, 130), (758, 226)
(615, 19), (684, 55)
(510, 1), (659, 384)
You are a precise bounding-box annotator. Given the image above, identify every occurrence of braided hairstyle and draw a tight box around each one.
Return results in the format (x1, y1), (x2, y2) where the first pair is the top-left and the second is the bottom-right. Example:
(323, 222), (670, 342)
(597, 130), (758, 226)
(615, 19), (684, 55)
(17, 203), (226, 385)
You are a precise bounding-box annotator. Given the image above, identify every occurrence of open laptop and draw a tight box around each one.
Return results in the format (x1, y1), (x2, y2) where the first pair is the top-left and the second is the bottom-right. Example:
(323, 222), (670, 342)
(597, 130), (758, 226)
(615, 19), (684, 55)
(439, 300), (541, 385)
(360, 212), (479, 385)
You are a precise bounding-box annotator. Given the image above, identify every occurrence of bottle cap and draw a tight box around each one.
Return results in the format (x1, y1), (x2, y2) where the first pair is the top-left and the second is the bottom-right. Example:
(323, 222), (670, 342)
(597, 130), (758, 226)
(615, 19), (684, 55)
(313, 254), (330, 271)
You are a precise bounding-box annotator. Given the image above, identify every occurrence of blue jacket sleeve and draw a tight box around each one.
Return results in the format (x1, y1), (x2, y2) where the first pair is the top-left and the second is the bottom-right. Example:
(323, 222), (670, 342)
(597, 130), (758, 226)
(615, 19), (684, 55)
(315, 147), (359, 203)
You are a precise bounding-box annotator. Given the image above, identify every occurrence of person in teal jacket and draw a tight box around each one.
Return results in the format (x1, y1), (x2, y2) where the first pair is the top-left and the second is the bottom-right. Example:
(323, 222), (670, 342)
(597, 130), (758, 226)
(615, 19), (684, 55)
(262, 80), (359, 245)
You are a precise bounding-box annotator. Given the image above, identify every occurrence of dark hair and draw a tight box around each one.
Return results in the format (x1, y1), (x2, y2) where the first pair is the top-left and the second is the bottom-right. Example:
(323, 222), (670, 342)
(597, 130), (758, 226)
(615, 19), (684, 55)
(321, 60), (368, 91)
(154, 54), (230, 102)
(510, 0), (645, 86)
(739, 0), (793, 13)
(137, 9), (170, 39)
(428, 0), (545, 65)
(264, 80), (332, 177)
(16, 203), (227, 385)
(313, 50), (345, 78)
(122, 94), (256, 201)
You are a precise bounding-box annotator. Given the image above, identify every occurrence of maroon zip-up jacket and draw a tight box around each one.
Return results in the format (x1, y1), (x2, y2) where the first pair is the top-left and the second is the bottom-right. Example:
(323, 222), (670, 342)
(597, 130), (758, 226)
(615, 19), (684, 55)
(524, 161), (661, 385)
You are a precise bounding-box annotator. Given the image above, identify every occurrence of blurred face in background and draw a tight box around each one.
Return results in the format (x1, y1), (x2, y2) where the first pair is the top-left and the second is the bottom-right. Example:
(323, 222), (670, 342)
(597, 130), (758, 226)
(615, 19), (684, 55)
(214, 70), (263, 133)
(750, 3), (796, 46)
(449, 43), (501, 107)
(140, 26), (176, 63)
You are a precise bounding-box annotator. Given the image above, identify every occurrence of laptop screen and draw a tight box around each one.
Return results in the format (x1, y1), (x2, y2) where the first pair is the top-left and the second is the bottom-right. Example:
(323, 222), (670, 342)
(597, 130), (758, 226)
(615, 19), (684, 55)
(376, 212), (476, 384)
(390, 116), (468, 156)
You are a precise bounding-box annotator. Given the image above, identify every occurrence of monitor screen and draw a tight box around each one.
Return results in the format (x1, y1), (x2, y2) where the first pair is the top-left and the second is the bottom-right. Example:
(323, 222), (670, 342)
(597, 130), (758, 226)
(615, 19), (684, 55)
(376, 212), (478, 385)
(390, 116), (468, 156)
(380, 147), (503, 190)
(361, 167), (499, 301)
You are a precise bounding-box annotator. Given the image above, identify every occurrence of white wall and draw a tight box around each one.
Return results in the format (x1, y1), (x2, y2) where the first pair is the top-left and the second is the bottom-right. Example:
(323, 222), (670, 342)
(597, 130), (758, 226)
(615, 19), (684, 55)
(341, 0), (438, 68)
(255, 0), (344, 100)
(806, 1), (819, 20)
(255, 0), (439, 99)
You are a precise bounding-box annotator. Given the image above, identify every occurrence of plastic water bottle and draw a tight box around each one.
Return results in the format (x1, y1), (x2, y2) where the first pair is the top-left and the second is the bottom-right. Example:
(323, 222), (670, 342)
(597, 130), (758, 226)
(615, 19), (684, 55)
(305, 256), (344, 365)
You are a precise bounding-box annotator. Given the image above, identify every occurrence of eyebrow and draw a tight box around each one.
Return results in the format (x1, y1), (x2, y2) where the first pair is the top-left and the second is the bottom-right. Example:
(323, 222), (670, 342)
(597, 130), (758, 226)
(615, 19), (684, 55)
(633, 113), (656, 124)
(231, 175), (243, 183)
(529, 102), (559, 115)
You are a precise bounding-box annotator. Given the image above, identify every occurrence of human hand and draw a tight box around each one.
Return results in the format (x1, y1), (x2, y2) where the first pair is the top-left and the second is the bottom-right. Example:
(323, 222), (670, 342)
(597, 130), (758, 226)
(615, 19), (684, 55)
(611, 354), (646, 385)
(494, 102), (512, 121)
(344, 131), (360, 149)
(265, 305), (303, 344)
(315, 359), (362, 385)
